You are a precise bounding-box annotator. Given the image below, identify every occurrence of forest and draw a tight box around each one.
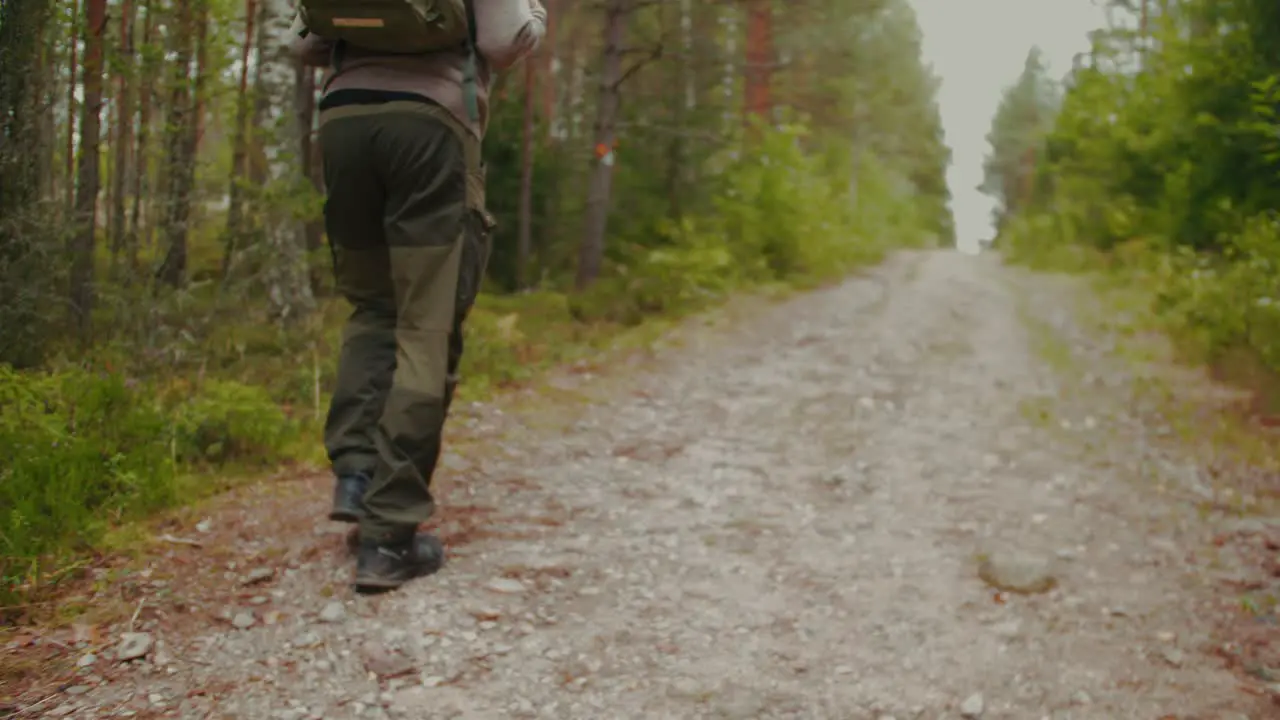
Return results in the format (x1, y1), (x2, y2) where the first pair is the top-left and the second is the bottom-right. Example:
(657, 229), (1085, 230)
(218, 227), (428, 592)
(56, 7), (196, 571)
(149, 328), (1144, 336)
(0, 0), (953, 610)
(982, 0), (1280, 391)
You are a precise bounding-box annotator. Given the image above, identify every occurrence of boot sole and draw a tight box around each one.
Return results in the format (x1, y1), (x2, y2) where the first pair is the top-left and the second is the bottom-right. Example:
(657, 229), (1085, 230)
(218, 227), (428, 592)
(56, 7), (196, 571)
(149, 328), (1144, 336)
(353, 575), (409, 592)
(353, 562), (440, 592)
(353, 540), (445, 593)
(328, 508), (362, 523)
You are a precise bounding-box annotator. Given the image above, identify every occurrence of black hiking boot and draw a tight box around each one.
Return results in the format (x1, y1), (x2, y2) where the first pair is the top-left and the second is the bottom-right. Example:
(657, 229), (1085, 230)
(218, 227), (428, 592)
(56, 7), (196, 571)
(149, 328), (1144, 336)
(353, 531), (445, 593)
(328, 473), (369, 523)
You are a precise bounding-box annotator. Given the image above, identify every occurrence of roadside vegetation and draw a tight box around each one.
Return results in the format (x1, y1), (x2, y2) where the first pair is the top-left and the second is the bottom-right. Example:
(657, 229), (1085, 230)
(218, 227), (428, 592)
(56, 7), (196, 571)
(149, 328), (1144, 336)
(0, 0), (953, 614)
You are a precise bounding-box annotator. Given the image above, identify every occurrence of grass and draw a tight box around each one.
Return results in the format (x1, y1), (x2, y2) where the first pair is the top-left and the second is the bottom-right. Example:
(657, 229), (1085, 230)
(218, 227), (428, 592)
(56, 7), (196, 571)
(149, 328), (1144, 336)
(0, 247), (887, 624)
(1008, 253), (1280, 515)
(1007, 270), (1080, 378)
(0, 272), (825, 712)
(1016, 394), (1058, 428)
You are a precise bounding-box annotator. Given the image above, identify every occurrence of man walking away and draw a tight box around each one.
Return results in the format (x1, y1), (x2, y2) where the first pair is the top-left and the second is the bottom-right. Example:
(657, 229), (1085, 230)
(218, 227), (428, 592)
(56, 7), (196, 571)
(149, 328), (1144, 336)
(291, 0), (546, 592)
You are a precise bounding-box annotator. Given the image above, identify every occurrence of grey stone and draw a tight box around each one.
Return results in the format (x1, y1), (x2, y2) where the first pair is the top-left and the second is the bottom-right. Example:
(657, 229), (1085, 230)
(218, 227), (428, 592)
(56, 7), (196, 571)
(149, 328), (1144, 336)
(486, 578), (527, 594)
(960, 692), (984, 718)
(243, 568), (275, 585)
(978, 550), (1058, 595)
(318, 602), (346, 623)
(293, 632), (322, 649)
(115, 632), (154, 662)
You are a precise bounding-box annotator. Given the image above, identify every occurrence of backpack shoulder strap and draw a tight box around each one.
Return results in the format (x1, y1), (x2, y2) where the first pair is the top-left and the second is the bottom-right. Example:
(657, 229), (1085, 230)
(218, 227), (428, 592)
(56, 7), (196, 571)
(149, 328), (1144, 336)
(464, 0), (478, 47)
(462, 0), (480, 124)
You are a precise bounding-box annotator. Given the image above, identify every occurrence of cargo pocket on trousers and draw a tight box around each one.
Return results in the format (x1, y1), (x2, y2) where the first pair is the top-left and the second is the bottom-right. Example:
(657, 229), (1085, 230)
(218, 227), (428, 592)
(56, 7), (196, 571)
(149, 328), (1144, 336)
(456, 207), (496, 321)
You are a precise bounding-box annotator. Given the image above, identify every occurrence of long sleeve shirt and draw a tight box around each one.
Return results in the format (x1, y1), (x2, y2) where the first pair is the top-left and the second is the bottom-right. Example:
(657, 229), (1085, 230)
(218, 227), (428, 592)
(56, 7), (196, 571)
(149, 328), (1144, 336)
(292, 0), (546, 138)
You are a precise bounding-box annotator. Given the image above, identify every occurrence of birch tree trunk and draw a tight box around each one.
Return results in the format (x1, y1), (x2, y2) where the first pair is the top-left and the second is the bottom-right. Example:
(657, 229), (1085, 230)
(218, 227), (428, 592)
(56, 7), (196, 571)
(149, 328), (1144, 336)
(65, 0), (80, 213)
(259, 0), (315, 321)
(720, 3), (737, 130)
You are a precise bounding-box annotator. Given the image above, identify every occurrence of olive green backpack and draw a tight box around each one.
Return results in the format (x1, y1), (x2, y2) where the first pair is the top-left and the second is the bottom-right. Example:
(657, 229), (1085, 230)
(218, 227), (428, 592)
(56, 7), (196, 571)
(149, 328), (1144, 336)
(296, 0), (481, 120)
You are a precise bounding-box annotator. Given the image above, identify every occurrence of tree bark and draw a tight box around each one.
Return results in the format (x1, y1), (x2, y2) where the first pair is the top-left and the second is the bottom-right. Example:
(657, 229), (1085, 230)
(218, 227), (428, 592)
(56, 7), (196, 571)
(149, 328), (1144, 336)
(517, 58), (536, 290)
(296, 63), (323, 276)
(665, 0), (694, 218)
(69, 0), (108, 342)
(744, 0), (773, 124)
(222, 0), (257, 280)
(541, 0), (559, 138)
(0, 0), (55, 366)
(35, 7), (57, 202)
(0, 0), (50, 211)
(248, 0), (273, 187)
(155, 0), (198, 288)
(128, 0), (156, 272)
(574, 0), (627, 290)
(65, 0), (81, 212)
(109, 0), (137, 277)
(720, 3), (737, 130)
(260, 0), (315, 321)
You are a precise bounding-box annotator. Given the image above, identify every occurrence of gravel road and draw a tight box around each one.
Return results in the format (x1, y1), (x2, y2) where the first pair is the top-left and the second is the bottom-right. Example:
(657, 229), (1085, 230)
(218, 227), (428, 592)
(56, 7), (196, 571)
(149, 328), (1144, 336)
(48, 250), (1267, 719)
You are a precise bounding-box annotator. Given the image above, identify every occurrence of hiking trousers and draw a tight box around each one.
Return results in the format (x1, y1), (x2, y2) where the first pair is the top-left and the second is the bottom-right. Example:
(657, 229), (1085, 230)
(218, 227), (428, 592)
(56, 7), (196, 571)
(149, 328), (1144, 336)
(319, 99), (493, 541)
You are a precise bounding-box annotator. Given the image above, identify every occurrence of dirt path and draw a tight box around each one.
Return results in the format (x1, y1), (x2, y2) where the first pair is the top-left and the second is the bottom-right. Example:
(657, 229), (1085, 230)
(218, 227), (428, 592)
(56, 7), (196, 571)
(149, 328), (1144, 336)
(34, 251), (1274, 719)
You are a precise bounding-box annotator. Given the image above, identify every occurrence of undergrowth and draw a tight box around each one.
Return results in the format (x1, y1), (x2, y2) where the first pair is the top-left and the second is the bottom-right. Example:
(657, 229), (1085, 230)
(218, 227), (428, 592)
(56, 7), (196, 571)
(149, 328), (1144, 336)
(1002, 212), (1280, 417)
(0, 124), (933, 616)
(1001, 219), (1280, 504)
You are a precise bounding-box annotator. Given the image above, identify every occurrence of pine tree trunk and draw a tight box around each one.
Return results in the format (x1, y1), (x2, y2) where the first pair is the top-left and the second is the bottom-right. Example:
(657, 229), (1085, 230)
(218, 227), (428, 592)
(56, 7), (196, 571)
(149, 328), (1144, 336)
(295, 62), (323, 292)
(517, 58), (536, 290)
(109, 0), (136, 277)
(35, 8), (57, 202)
(664, 0), (694, 219)
(541, 0), (559, 137)
(574, 0), (627, 290)
(69, 0), (108, 342)
(155, 0), (197, 288)
(744, 0), (773, 123)
(222, 0), (257, 280)
(0, 0), (51, 218)
(0, 0), (55, 366)
(127, 0), (156, 273)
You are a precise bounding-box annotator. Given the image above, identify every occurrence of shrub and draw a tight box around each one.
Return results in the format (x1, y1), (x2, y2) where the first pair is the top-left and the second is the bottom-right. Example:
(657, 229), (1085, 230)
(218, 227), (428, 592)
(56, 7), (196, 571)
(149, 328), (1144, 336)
(1152, 212), (1280, 370)
(170, 379), (296, 467)
(0, 365), (174, 604)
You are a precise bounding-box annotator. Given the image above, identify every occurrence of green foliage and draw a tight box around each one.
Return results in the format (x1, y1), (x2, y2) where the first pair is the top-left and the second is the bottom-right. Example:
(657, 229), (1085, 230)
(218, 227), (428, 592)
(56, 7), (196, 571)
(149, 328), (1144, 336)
(980, 46), (1061, 231)
(171, 379), (295, 466)
(0, 204), (66, 370)
(1, 0), (956, 616)
(711, 123), (858, 279)
(0, 358), (309, 609)
(997, 0), (1280, 379)
(0, 365), (175, 607)
(1150, 214), (1280, 369)
(566, 121), (924, 323)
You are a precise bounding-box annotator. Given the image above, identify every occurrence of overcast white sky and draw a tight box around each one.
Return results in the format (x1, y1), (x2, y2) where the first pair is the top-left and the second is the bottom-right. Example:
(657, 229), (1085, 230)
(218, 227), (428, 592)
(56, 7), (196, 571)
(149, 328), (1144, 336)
(910, 0), (1108, 251)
